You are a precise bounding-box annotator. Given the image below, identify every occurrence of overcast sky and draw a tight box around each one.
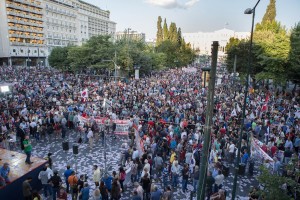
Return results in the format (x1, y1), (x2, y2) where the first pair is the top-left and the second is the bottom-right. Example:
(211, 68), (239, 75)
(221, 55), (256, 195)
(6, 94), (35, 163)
(85, 0), (300, 39)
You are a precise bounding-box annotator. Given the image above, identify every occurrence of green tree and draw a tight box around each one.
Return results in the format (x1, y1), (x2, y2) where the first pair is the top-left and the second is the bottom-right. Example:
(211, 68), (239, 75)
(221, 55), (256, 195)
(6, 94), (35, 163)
(48, 47), (71, 70)
(168, 22), (178, 43)
(163, 18), (169, 41)
(177, 27), (182, 46)
(261, 0), (276, 24)
(156, 16), (163, 46)
(288, 22), (300, 88)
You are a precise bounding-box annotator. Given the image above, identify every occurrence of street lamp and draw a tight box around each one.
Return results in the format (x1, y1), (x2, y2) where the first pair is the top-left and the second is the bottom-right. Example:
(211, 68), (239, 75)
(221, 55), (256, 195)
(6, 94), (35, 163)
(102, 59), (120, 82)
(231, 1), (261, 199)
(201, 66), (211, 88)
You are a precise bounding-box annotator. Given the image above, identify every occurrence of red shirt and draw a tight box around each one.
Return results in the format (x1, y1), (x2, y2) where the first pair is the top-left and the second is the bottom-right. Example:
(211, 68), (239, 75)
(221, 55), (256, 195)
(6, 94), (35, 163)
(271, 145), (278, 156)
(261, 144), (268, 153)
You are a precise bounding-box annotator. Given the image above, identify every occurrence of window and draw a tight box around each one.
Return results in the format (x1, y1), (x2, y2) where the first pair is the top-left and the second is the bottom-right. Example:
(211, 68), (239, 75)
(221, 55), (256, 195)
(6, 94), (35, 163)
(13, 49), (16, 52)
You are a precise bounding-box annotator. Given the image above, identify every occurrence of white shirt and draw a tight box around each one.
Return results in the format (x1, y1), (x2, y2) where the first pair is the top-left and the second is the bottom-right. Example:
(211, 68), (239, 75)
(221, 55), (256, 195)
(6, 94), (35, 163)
(132, 150), (139, 160)
(87, 130), (93, 139)
(229, 144), (235, 153)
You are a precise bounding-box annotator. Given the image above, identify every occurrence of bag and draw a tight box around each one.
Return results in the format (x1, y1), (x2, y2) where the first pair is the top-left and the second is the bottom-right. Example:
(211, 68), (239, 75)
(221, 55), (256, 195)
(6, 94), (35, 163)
(78, 137), (82, 143)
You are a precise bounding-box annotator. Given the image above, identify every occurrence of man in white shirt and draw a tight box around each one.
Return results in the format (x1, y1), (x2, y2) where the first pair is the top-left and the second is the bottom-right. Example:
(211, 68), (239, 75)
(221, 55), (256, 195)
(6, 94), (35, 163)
(228, 141), (235, 163)
(132, 147), (139, 160)
(87, 128), (93, 149)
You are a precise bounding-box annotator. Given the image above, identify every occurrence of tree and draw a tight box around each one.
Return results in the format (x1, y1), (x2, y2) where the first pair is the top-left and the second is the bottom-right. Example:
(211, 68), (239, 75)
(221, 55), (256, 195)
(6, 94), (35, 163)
(163, 18), (169, 41)
(261, 0), (276, 24)
(48, 47), (71, 70)
(156, 16), (163, 46)
(288, 22), (300, 87)
(177, 27), (182, 46)
(168, 22), (178, 43)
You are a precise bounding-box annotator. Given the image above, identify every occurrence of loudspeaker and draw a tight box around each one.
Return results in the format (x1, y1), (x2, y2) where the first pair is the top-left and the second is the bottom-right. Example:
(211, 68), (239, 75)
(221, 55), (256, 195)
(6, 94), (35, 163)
(73, 145), (79, 155)
(62, 142), (69, 151)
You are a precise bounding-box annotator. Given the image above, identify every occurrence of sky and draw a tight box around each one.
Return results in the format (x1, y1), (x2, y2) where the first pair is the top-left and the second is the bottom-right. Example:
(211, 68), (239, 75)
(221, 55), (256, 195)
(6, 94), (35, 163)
(85, 0), (300, 39)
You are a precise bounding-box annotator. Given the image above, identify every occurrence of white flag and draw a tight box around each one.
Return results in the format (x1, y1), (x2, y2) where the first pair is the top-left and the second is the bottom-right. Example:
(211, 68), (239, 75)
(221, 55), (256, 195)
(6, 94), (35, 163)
(231, 108), (237, 117)
(81, 88), (88, 98)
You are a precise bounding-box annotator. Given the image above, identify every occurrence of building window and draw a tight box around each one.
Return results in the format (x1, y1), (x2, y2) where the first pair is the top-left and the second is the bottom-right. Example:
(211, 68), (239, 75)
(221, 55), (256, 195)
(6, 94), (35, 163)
(13, 49), (16, 52)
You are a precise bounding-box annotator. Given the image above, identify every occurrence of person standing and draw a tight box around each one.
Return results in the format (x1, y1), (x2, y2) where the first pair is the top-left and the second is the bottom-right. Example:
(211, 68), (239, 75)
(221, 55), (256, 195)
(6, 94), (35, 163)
(181, 164), (189, 193)
(38, 166), (52, 198)
(119, 167), (126, 192)
(99, 181), (109, 200)
(171, 161), (180, 188)
(87, 128), (94, 149)
(93, 165), (101, 186)
(22, 177), (33, 200)
(68, 171), (78, 200)
(64, 165), (73, 193)
(79, 182), (90, 200)
(111, 179), (121, 200)
(48, 170), (62, 200)
(193, 166), (200, 193)
(0, 163), (10, 184)
(23, 135), (33, 164)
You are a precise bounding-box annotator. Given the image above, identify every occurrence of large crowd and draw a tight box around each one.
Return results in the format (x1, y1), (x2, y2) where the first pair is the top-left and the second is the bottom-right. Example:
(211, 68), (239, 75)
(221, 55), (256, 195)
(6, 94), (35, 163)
(0, 65), (299, 200)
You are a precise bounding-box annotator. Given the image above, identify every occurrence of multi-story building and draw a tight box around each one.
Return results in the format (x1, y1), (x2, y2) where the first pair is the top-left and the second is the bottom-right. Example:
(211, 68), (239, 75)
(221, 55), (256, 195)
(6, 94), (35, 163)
(0, 0), (116, 67)
(183, 28), (250, 57)
(0, 0), (47, 67)
(44, 0), (78, 53)
(115, 30), (146, 42)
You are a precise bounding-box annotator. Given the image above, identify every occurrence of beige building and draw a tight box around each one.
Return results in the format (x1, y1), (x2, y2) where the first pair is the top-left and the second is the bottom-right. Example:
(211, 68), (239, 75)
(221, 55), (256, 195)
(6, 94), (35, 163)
(0, 0), (116, 67)
(183, 28), (250, 57)
(115, 30), (146, 42)
(0, 0), (47, 66)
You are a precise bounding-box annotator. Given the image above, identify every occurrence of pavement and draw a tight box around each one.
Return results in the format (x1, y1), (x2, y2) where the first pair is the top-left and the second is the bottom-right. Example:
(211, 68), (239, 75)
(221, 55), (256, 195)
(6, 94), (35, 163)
(12, 130), (260, 200)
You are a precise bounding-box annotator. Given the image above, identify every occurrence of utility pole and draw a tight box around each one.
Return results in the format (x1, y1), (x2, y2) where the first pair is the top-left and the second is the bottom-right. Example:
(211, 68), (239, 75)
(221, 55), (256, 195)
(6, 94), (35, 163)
(197, 41), (219, 200)
(232, 1), (261, 199)
(233, 55), (237, 97)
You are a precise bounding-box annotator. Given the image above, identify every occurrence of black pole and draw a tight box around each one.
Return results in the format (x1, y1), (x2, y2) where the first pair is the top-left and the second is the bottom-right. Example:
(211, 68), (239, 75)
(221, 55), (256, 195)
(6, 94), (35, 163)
(197, 41), (219, 200)
(231, 1), (260, 199)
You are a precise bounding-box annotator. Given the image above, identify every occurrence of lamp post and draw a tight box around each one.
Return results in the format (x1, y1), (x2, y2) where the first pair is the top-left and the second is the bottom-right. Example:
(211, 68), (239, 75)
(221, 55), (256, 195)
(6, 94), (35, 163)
(201, 67), (211, 88)
(102, 52), (119, 83)
(231, 1), (260, 199)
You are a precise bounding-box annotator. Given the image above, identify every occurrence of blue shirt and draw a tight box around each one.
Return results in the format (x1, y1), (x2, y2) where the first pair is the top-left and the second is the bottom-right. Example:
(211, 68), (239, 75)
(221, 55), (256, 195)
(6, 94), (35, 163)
(81, 187), (90, 200)
(151, 190), (162, 200)
(64, 169), (73, 180)
(241, 153), (249, 164)
(0, 166), (10, 181)
(102, 176), (113, 190)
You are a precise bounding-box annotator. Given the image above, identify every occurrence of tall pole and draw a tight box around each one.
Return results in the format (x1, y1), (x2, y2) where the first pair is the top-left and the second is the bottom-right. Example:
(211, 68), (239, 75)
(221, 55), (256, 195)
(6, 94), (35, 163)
(231, 1), (260, 199)
(233, 55), (237, 97)
(197, 41), (219, 200)
(114, 50), (117, 82)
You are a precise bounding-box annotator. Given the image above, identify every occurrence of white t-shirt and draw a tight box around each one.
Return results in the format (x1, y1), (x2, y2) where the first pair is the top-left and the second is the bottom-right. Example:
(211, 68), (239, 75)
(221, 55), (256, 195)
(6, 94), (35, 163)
(229, 144), (235, 153)
(87, 130), (93, 139)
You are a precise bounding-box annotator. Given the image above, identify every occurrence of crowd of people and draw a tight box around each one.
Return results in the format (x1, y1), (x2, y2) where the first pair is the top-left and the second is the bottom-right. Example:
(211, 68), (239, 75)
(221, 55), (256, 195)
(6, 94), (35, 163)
(0, 65), (299, 200)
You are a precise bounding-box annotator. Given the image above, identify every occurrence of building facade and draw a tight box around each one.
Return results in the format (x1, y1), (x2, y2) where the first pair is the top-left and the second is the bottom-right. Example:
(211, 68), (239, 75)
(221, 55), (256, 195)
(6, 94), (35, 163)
(115, 30), (146, 42)
(182, 28), (250, 57)
(0, 0), (116, 67)
(0, 0), (47, 67)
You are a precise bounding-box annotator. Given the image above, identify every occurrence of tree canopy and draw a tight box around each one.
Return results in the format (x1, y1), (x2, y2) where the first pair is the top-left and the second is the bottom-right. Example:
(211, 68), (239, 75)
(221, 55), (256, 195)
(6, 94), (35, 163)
(225, 0), (299, 86)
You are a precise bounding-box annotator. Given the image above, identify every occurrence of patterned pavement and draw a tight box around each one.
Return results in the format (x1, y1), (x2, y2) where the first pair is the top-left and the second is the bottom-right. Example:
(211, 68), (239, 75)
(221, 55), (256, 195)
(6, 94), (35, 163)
(12, 130), (259, 200)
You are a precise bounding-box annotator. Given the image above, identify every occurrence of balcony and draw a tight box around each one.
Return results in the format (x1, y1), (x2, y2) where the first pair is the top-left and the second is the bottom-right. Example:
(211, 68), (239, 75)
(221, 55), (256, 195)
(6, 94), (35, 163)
(13, 0), (43, 9)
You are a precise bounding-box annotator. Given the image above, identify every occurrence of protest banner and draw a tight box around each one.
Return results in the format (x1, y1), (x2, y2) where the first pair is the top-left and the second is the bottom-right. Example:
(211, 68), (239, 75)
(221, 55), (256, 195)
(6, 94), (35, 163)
(78, 115), (130, 135)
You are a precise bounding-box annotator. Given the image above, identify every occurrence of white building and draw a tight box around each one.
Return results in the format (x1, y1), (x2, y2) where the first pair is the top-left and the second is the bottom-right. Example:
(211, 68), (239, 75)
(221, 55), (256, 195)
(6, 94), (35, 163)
(115, 30), (146, 42)
(0, 0), (116, 67)
(0, 0), (47, 67)
(44, 0), (116, 51)
(183, 28), (250, 57)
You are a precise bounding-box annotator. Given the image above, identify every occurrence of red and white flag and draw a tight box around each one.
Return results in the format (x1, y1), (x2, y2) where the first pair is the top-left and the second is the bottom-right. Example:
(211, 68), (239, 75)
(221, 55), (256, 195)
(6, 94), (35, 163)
(81, 88), (88, 98)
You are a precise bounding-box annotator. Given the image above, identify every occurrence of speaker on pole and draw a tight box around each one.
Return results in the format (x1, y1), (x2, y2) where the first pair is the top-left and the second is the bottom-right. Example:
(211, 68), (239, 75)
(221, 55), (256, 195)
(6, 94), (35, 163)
(73, 144), (79, 155)
(62, 142), (69, 151)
